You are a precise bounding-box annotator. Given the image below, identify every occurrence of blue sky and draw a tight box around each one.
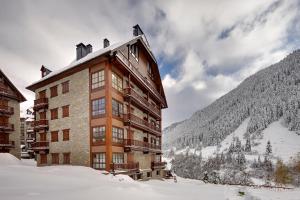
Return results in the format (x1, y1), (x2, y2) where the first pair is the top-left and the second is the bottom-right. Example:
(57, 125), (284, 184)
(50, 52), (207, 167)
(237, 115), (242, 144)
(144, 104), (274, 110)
(0, 0), (299, 127)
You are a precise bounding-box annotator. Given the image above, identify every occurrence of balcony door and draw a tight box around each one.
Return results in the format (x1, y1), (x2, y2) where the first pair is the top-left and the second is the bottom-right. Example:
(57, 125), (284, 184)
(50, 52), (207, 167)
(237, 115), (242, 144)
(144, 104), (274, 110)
(0, 133), (8, 143)
(39, 132), (47, 141)
(39, 90), (46, 99)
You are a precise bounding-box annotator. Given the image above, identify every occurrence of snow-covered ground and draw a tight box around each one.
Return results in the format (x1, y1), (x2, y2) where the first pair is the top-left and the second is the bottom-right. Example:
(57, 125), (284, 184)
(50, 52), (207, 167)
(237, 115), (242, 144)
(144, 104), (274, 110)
(172, 118), (300, 163)
(0, 153), (299, 200)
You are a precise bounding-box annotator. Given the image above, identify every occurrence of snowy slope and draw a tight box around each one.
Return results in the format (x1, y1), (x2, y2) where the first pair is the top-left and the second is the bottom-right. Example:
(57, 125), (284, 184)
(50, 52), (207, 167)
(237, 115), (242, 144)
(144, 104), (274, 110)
(163, 50), (300, 161)
(171, 118), (300, 162)
(0, 154), (299, 200)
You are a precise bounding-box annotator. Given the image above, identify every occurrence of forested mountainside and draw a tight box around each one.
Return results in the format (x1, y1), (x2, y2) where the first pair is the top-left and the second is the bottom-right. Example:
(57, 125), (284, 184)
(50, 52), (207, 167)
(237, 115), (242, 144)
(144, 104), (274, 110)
(163, 50), (300, 151)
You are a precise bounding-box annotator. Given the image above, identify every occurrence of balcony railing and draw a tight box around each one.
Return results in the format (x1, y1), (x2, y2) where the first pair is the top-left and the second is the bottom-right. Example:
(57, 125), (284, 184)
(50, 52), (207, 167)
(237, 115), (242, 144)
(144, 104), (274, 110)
(116, 51), (166, 106)
(31, 141), (49, 151)
(123, 88), (161, 118)
(110, 162), (139, 172)
(33, 98), (48, 111)
(0, 123), (14, 131)
(123, 113), (161, 136)
(124, 139), (161, 153)
(151, 161), (166, 170)
(0, 141), (15, 148)
(33, 119), (48, 131)
(0, 86), (16, 98)
(0, 105), (14, 115)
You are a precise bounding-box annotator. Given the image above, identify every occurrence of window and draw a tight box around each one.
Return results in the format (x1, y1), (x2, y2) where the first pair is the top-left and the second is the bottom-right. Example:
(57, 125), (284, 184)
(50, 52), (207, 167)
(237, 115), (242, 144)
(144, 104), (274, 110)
(156, 170), (160, 176)
(63, 129), (70, 141)
(112, 153), (124, 164)
(50, 85), (58, 98)
(155, 155), (161, 162)
(39, 90), (46, 99)
(63, 153), (70, 164)
(112, 127), (123, 144)
(62, 105), (69, 118)
(51, 153), (59, 164)
(51, 108), (58, 120)
(39, 111), (46, 119)
(112, 72), (123, 92)
(91, 70), (105, 90)
(62, 81), (69, 94)
(93, 153), (105, 169)
(39, 132), (46, 141)
(92, 126), (105, 143)
(92, 98), (105, 117)
(40, 154), (47, 164)
(112, 99), (123, 117)
(130, 44), (139, 60)
(51, 131), (58, 142)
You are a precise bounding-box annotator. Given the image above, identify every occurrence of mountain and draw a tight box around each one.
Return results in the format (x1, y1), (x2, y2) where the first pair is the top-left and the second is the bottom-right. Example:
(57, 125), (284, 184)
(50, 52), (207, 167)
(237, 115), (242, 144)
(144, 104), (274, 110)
(163, 50), (300, 158)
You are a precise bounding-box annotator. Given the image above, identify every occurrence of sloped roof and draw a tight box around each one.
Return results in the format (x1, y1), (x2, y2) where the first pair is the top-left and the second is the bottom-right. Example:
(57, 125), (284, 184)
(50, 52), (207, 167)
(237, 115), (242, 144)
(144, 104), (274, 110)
(26, 34), (167, 107)
(0, 70), (26, 102)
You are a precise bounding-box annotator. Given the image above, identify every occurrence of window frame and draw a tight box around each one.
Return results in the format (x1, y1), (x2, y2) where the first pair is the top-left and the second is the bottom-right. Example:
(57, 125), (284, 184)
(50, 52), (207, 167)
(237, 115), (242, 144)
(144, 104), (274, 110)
(50, 108), (58, 120)
(51, 153), (59, 164)
(62, 129), (70, 141)
(91, 70), (105, 90)
(51, 131), (59, 142)
(91, 98), (106, 118)
(112, 153), (124, 164)
(92, 126), (106, 145)
(50, 85), (58, 98)
(62, 81), (69, 94)
(62, 105), (69, 118)
(112, 127), (124, 145)
(112, 99), (123, 118)
(63, 153), (70, 164)
(112, 72), (123, 92)
(92, 153), (106, 170)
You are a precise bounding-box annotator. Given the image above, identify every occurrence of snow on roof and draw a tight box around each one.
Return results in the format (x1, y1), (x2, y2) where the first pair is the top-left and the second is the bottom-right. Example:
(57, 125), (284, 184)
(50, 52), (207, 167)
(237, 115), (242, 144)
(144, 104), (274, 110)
(28, 35), (142, 87)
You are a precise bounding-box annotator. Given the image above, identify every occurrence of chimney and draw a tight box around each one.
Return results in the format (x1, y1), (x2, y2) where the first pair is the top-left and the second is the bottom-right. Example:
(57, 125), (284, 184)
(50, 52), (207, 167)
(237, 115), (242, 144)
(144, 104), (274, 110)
(86, 44), (93, 54)
(133, 24), (144, 36)
(103, 38), (110, 48)
(40, 65), (52, 78)
(76, 43), (86, 60)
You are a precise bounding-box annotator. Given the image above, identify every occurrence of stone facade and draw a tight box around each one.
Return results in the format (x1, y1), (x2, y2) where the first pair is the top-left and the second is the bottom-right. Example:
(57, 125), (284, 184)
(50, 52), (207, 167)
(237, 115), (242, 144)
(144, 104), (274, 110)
(8, 100), (21, 159)
(35, 69), (90, 166)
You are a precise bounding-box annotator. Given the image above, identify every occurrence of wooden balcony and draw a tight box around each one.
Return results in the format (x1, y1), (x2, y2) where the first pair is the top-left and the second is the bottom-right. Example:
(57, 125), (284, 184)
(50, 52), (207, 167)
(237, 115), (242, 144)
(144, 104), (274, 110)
(0, 141), (15, 149)
(115, 51), (166, 106)
(33, 119), (48, 131)
(0, 123), (14, 132)
(123, 88), (161, 119)
(33, 98), (48, 111)
(123, 113), (161, 136)
(124, 139), (161, 153)
(31, 141), (49, 152)
(110, 162), (139, 172)
(151, 161), (166, 170)
(0, 105), (14, 115)
(0, 86), (16, 99)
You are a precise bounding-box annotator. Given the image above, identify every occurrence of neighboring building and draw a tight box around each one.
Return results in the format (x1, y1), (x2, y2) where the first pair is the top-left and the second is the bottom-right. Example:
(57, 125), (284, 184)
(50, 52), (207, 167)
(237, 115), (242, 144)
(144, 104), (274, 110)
(20, 108), (35, 158)
(20, 117), (25, 145)
(0, 70), (26, 158)
(26, 25), (168, 179)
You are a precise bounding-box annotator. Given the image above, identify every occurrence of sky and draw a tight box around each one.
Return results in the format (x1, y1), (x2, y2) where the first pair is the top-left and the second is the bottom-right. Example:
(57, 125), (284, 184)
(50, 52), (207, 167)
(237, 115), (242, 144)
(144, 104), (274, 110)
(0, 0), (299, 128)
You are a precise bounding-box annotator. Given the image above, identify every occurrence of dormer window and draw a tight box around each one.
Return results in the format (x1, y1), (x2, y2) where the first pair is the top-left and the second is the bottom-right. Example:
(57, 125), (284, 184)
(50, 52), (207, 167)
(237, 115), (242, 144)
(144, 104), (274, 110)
(130, 44), (139, 61)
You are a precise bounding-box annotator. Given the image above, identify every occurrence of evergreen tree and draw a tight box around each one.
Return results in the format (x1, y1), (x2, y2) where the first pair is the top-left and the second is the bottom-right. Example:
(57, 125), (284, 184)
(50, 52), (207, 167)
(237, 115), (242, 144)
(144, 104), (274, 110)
(245, 137), (251, 152)
(266, 140), (272, 155)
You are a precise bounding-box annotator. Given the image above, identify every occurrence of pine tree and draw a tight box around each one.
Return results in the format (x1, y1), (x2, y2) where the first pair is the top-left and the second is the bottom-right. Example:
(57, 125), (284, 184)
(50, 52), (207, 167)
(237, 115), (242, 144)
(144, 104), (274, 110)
(266, 140), (272, 155)
(245, 137), (251, 152)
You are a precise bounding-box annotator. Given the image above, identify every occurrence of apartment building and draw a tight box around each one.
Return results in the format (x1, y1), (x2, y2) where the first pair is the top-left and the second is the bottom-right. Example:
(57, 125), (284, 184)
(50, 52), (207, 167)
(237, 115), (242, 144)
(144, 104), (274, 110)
(20, 108), (35, 158)
(0, 70), (26, 158)
(26, 25), (168, 179)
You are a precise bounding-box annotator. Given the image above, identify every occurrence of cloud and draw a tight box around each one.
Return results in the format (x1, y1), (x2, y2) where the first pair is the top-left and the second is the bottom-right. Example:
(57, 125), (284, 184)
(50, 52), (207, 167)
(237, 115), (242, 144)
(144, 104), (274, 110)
(0, 0), (299, 128)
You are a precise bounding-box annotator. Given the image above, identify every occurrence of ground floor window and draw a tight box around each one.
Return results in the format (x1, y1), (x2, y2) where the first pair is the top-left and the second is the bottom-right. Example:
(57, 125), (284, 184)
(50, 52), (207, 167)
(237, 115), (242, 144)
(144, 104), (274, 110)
(156, 170), (160, 176)
(147, 172), (151, 178)
(40, 154), (47, 164)
(112, 153), (124, 164)
(63, 153), (70, 164)
(93, 153), (105, 169)
(51, 153), (59, 164)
